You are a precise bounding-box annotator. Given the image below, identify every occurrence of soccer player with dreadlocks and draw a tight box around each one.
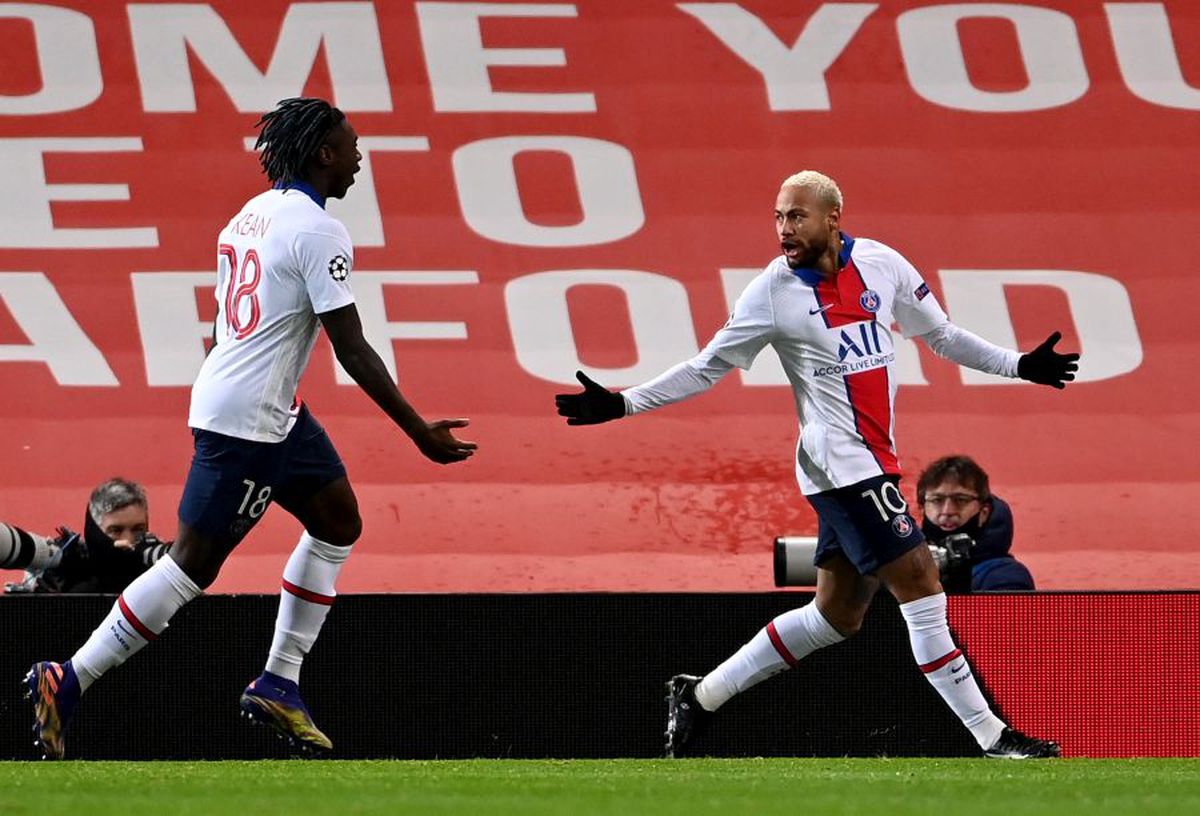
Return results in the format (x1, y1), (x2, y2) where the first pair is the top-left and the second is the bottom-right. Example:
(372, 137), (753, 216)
(26, 98), (477, 759)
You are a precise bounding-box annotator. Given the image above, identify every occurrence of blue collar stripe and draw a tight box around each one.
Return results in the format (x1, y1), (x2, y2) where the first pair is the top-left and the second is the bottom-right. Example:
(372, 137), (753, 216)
(273, 180), (325, 209)
(790, 231), (855, 285)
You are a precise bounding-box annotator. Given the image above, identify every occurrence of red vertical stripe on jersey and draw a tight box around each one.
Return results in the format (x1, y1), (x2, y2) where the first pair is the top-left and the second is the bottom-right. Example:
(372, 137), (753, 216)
(813, 259), (875, 328)
(844, 366), (900, 475)
(766, 621), (798, 667)
(816, 260), (900, 475)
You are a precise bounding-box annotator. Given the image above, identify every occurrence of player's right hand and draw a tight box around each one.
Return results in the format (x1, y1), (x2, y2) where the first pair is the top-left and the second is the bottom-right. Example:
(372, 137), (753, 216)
(414, 419), (477, 464)
(555, 371), (626, 425)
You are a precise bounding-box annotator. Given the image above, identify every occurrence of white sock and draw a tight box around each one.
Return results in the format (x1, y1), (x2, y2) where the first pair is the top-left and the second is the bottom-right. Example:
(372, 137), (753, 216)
(694, 602), (844, 712)
(70, 554), (202, 692)
(264, 533), (351, 684)
(899, 592), (1005, 749)
(0, 523), (59, 570)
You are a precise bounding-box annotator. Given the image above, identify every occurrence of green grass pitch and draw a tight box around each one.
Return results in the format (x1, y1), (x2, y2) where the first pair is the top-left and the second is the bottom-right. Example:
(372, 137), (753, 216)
(1, 758), (1197, 815)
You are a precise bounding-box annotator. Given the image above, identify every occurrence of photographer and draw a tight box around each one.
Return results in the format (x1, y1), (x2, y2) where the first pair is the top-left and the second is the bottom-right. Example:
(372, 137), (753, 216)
(917, 455), (1035, 593)
(3, 478), (171, 594)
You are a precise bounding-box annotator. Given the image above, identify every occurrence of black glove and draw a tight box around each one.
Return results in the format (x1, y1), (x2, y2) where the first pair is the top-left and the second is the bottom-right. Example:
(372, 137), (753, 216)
(1017, 331), (1079, 389)
(555, 371), (626, 425)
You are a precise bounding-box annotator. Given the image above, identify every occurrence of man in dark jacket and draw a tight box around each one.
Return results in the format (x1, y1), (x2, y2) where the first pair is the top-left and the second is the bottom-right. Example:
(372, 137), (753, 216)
(917, 455), (1035, 593)
(3, 478), (170, 594)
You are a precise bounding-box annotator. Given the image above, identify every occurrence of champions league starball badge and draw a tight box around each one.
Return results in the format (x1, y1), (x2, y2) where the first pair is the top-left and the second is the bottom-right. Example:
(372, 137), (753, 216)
(328, 254), (350, 281)
(860, 289), (881, 313)
(891, 514), (914, 537)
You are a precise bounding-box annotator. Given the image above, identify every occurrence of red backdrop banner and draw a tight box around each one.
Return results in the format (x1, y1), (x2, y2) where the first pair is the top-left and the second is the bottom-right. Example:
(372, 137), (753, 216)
(949, 593), (1200, 758)
(1, 1), (1197, 591)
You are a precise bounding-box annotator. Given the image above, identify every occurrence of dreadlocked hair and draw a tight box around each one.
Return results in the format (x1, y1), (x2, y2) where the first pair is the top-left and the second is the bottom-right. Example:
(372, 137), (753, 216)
(254, 97), (346, 184)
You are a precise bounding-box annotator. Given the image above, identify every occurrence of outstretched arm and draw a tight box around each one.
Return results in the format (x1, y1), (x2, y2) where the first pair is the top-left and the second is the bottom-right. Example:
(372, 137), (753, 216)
(319, 303), (477, 463)
(555, 351), (735, 425)
(918, 324), (1079, 389)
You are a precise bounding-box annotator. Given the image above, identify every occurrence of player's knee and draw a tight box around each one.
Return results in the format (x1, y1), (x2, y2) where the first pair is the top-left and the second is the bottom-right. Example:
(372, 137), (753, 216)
(311, 514), (361, 548)
(817, 604), (867, 638)
(170, 527), (236, 590)
(341, 515), (363, 546)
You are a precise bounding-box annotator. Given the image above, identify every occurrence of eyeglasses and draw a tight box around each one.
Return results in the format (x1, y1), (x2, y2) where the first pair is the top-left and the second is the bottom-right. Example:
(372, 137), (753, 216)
(922, 493), (980, 508)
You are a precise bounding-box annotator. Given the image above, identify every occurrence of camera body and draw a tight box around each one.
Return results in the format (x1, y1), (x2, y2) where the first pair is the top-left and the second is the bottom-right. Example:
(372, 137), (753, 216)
(926, 532), (975, 575)
(774, 532), (977, 588)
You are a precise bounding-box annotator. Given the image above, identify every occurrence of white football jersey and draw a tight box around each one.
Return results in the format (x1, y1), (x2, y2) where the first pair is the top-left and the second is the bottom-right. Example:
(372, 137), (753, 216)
(189, 187), (355, 442)
(706, 235), (947, 494)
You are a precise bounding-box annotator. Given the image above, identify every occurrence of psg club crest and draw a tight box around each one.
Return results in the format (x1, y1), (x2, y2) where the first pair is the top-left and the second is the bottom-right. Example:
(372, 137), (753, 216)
(328, 254), (350, 281)
(859, 289), (881, 313)
(891, 514), (914, 538)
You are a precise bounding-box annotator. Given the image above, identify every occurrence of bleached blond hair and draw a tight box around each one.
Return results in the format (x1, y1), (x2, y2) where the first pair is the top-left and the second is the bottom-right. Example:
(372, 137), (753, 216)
(780, 170), (843, 211)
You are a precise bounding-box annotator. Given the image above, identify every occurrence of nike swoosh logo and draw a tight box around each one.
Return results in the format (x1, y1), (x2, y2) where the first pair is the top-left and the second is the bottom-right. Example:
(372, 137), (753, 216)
(950, 661), (966, 674)
(809, 304), (834, 315)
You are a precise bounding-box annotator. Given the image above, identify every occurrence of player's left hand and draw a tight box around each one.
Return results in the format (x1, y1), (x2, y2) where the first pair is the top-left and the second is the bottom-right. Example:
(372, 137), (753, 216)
(555, 371), (626, 425)
(1017, 331), (1079, 389)
(414, 418), (477, 464)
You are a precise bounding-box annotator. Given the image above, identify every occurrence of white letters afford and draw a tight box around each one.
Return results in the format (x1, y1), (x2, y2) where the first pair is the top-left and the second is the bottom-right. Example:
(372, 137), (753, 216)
(506, 269), (699, 385)
(0, 3), (102, 114)
(0, 138), (157, 248)
(132, 272), (213, 386)
(677, 3), (877, 110)
(131, 271), (480, 387)
(453, 136), (644, 247)
(417, 2), (595, 112)
(0, 273), (117, 385)
(940, 269), (1142, 384)
(334, 271), (479, 384)
(897, 3), (1089, 112)
(129, 2), (391, 113)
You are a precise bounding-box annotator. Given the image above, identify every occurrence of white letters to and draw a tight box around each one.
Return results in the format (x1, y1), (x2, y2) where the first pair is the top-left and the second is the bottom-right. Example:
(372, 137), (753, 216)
(453, 136), (644, 247)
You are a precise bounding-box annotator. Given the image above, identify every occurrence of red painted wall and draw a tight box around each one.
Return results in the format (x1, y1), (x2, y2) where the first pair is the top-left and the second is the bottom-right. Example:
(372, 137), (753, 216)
(1, 2), (1197, 591)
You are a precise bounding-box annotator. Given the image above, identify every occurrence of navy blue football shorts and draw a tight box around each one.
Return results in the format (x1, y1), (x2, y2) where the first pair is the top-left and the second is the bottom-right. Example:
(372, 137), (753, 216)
(808, 474), (925, 575)
(177, 405), (347, 543)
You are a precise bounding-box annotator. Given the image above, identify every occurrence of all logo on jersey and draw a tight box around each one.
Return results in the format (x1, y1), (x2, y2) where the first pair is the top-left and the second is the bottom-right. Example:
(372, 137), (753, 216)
(812, 322), (897, 378)
(914, 282), (930, 301)
(859, 289), (881, 313)
(328, 254), (350, 281)
(837, 322), (884, 362)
